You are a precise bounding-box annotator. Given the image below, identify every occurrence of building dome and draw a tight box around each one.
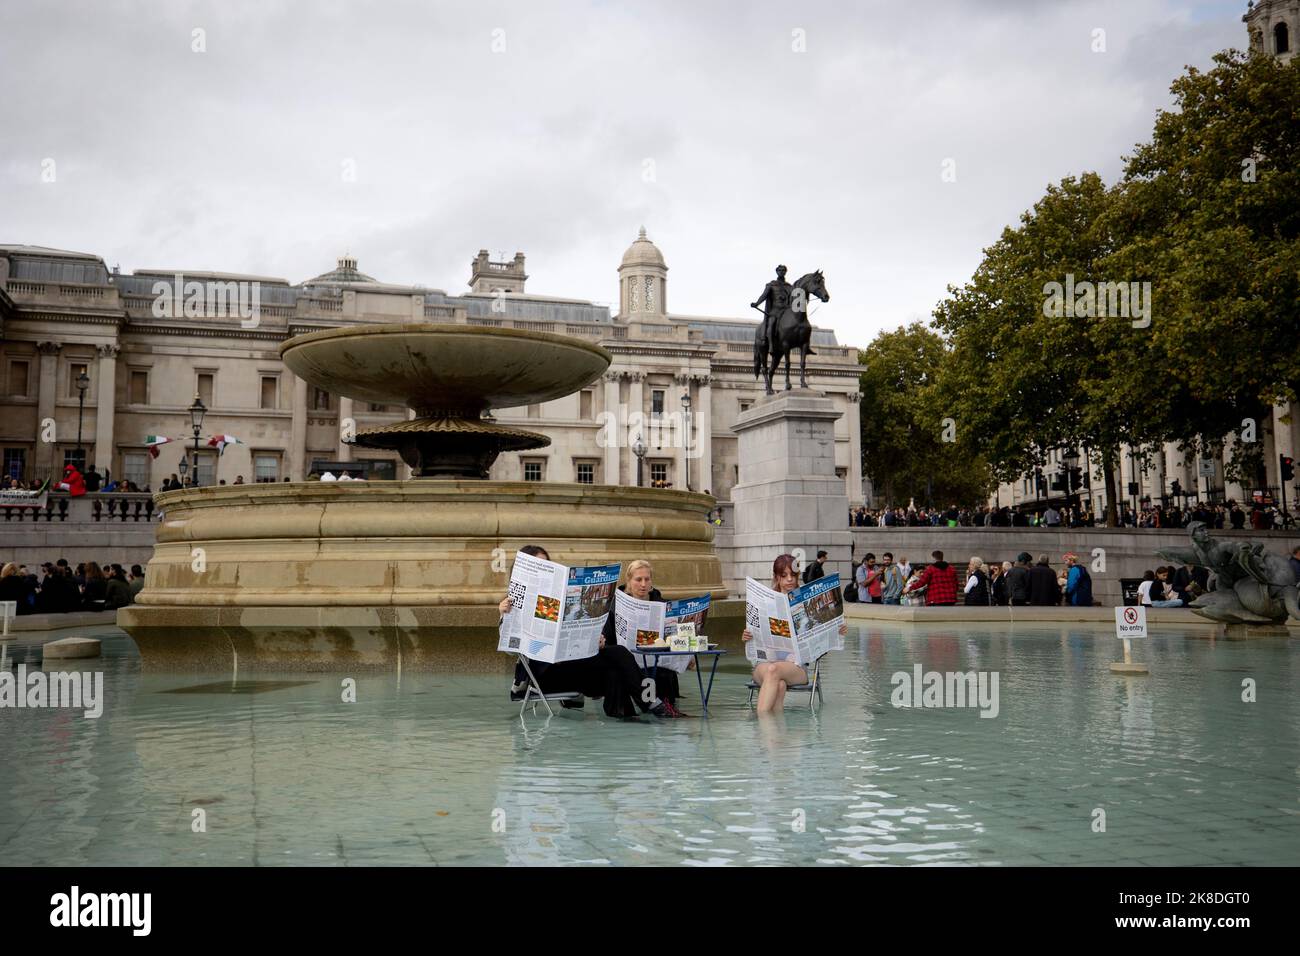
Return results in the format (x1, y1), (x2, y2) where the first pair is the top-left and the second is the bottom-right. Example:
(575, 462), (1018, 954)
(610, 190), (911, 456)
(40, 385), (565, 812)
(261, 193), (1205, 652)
(620, 226), (667, 270)
(304, 255), (376, 285)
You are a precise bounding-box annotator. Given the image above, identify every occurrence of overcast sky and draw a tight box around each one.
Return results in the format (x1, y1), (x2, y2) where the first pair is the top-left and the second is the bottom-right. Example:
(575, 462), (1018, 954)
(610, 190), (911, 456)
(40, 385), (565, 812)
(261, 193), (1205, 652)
(0, 0), (1247, 347)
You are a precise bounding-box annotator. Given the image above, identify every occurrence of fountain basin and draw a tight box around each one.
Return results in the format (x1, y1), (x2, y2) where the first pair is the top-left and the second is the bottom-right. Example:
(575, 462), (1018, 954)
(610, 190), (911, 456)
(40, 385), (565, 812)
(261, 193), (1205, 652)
(118, 480), (734, 669)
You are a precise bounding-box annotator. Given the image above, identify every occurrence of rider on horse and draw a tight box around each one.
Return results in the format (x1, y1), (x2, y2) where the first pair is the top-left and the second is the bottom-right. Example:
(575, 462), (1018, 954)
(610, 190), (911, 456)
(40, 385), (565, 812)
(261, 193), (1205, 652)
(751, 264), (792, 352)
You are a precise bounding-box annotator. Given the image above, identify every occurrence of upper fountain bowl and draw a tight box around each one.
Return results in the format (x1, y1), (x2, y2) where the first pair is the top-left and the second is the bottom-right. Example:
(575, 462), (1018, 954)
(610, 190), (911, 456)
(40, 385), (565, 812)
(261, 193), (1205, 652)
(280, 324), (611, 412)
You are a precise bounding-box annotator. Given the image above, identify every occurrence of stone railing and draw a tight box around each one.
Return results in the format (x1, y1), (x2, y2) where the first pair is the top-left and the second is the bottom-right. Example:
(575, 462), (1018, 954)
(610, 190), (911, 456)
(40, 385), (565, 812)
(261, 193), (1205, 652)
(7, 281), (116, 304)
(1, 492), (160, 524)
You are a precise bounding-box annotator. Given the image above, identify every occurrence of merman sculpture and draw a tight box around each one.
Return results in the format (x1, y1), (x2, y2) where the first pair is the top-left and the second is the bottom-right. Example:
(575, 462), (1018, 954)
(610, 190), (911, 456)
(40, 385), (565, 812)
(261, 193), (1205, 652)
(1157, 522), (1300, 625)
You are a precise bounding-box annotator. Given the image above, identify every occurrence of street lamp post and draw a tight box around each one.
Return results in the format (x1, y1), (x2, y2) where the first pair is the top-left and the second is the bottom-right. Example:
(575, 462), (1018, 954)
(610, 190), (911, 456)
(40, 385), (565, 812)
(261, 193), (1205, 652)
(1062, 448), (1081, 513)
(188, 394), (207, 486)
(632, 434), (646, 488)
(177, 455), (189, 486)
(680, 391), (692, 491)
(74, 370), (90, 472)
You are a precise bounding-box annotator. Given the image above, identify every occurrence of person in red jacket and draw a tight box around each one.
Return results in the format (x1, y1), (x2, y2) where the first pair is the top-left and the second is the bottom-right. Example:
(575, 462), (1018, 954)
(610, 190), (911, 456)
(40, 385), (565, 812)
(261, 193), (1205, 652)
(908, 549), (959, 606)
(55, 464), (87, 497)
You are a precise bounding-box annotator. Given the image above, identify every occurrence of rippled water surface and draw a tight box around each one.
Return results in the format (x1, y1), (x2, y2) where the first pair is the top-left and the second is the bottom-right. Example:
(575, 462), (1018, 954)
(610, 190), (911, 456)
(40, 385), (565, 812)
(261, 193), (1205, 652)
(1, 625), (1297, 866)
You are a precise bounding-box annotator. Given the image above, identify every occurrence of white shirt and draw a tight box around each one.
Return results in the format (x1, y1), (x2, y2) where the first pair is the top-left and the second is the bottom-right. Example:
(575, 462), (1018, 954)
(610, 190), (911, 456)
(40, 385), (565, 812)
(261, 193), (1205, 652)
(1138, 580), (1154, 604)
(964, 572), (979, 594)
(320, 472), (337, 482)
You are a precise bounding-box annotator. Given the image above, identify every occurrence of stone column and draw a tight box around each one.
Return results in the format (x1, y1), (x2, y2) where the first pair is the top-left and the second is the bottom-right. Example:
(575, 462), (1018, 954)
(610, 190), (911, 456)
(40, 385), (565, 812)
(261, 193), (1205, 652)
(337, 396), (354, 462)
(603, 371), (621, 486)
(289, 372), (307, 480)
(724, 392), (852, 594)
(93, 344), (119, 473)
(845, 390), (862, 506)
(696, 375), (713, 496)
(35, 342), (61, 476)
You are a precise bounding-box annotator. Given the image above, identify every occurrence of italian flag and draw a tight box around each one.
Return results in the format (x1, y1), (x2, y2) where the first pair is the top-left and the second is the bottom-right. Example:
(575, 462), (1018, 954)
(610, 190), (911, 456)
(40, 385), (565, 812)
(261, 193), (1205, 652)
(207, 434), (242, 456)
(144, 435), (174, 459)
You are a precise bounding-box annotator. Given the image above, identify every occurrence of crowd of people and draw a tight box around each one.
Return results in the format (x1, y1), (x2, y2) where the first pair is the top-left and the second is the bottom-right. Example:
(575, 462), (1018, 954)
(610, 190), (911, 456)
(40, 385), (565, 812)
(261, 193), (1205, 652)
(845, 544), (1300, 609)
(844, 549), (1098, 607)
(849, 500), (1291, 530)
(0, 558), (145, 615)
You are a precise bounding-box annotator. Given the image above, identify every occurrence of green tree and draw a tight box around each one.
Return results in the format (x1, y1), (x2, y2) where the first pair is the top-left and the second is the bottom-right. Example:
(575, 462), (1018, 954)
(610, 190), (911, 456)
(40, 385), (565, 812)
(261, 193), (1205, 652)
(857, 323), (995, 508)
(1105, 48), (1300, 482)
(932, 49), (1300, 522)
(932, 173), (1145, 525)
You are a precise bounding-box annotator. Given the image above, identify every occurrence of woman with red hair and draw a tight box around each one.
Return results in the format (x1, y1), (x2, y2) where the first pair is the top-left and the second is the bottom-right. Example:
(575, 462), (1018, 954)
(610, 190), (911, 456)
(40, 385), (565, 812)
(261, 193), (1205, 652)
(743, 554), (846, 714)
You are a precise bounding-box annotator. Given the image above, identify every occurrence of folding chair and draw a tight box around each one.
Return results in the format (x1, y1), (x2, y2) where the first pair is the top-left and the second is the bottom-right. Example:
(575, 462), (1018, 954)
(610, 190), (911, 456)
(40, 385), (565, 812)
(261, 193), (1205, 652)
(747, 654), (826, 711)
(513, 654), (584, 717)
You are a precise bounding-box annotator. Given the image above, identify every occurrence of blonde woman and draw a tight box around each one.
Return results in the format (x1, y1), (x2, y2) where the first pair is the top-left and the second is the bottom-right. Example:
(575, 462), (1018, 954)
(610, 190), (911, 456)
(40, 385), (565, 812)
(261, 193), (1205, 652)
(601, 559), (687, 715)
(1, 562), (34, 615)
(742, 554), (847, 714)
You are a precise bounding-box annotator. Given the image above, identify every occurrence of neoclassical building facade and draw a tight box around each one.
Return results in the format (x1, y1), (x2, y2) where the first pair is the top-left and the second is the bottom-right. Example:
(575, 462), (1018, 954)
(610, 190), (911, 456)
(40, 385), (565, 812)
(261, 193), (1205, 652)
(1245, 0), (1298, 64)
(0, 230), (864, 504)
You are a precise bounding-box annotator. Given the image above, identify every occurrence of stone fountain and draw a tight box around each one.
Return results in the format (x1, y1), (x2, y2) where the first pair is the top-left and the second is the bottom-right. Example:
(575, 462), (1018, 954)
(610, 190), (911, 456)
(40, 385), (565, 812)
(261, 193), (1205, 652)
(119, 323), (730, 670)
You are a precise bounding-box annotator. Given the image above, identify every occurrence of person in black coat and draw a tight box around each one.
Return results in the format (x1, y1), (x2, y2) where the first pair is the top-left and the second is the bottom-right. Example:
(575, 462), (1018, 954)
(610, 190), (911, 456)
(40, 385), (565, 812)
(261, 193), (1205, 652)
(1028, 554), (1061, 606)
(600, 563), (686, 712)
(0, 563), (35, 614)
(1007, 553), (1033, 605)
(991, 562), (1012, 606)
(962, 558), (991, 606)
(81, 562), (109, 610)
(498, 546), (677, 720)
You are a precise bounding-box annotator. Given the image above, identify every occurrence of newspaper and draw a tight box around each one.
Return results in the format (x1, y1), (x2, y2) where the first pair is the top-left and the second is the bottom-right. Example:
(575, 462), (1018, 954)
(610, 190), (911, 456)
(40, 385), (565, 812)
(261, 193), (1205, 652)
(744, 573), (844, 666)
(612, 591), (711, 674)
(497, 551), (621, 664)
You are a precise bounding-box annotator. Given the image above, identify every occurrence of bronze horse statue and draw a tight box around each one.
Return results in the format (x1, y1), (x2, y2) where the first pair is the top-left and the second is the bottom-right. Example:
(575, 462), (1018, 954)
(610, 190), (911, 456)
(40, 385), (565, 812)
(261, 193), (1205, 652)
(753, 270), (830, 394)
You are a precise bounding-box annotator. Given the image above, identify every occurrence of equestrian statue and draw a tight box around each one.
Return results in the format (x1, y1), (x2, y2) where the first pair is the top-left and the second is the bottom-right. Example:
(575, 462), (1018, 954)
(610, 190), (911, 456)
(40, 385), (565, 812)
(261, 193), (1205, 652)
(751, 264), (830, 395)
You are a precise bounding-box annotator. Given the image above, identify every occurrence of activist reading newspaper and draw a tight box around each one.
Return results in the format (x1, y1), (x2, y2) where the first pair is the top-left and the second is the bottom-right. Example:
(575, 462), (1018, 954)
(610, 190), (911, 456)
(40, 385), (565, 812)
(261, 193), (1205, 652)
(612, 591), (711, 674)
(745, 572), (844, 666)
(497, 551), (620, 663)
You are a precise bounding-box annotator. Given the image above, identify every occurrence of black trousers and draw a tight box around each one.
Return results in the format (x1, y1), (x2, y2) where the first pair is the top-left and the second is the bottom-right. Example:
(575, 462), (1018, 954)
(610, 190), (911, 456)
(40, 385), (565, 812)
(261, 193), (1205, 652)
(518, 645), (653, 718)
(640, 666), (680, 706)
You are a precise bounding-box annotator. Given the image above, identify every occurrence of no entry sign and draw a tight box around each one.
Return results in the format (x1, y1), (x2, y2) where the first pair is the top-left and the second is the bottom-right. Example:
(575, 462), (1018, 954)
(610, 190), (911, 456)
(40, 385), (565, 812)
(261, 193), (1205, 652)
(1115, 605), (1148, 639)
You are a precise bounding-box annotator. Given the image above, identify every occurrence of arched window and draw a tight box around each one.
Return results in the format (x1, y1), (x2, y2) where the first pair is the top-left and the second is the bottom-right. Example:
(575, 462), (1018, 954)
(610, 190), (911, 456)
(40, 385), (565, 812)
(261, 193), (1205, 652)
(1275, 21), (1290, 54)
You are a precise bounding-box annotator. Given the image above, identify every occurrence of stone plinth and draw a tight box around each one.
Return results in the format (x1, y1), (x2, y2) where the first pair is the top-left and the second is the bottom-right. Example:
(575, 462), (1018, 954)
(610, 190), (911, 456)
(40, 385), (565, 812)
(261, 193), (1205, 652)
(723, 391), (852, 590)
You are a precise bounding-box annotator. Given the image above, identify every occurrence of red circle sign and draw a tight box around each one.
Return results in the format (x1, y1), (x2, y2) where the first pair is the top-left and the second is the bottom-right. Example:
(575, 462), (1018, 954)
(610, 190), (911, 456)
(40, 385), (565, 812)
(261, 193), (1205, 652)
(1123, 608), (1139, 624)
